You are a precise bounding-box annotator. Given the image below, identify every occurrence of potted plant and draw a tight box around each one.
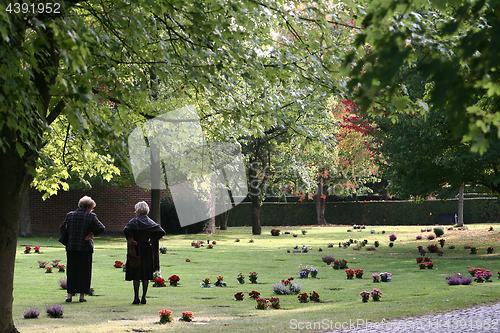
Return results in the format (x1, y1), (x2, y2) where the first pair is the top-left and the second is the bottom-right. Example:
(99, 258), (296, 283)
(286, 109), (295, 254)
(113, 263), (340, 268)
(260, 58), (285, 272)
(249, 271), (258, 284)
(416, 257), (424, 264)
(372, 273), (380, 282)
(487, 247), (494, 254)
(470, 247), (477, 254)
(34, 246), (40, 253)
(45, 266), (53, 273)
(234, 292), (244, 301)
(333, 260), (340, 269)
(158, 309), (173, 324)
(339, 259), (348, 269)
(269, 297), (280, 309)
(249, 291), (260, 299)
(57, 264), (65, 272)
(389, 233), (397, 242)
(439, 239), (446, 248)
(371, 288), (382, 302)
(374, 240), (380, 247)
(322, 256), (335, 266)
(114, 260), (123, 268)
(24, 246), (31, 254)
(355, 269), (364, 279)
(214, 275), (227, 287)
(418, 262), (426, 269)
(426, 262), (434, 269)
(298, 293), (309, 303)
(180, 311), (194, 322)
(345, 269), (355, 279)
(359, 290), (370, 303)
(255, 298), (268, 309)
(310, 268), (318, 278)
(168, 275), (180, 286)
(270, 229), (281, 236)
(237, 272), (245, 284)
(154, 278), (166, 287)
(309, 291), (320, 302)
(380, 272), (392, 282)
(200, 277), (211, 287)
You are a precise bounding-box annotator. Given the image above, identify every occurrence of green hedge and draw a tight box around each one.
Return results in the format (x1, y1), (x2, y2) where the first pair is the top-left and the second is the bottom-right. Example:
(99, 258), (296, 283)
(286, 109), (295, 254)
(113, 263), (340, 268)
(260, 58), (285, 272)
(224, 198), (500, 227)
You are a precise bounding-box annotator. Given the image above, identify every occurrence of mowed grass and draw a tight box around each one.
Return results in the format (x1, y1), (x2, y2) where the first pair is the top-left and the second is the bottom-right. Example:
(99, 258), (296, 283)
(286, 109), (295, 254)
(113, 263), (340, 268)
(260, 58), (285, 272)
(12, 224), (500, 332)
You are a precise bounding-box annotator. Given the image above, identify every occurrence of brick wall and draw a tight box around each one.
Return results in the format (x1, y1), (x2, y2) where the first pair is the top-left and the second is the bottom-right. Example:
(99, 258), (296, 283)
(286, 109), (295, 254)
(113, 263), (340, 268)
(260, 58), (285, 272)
(29, 185), (165, 235)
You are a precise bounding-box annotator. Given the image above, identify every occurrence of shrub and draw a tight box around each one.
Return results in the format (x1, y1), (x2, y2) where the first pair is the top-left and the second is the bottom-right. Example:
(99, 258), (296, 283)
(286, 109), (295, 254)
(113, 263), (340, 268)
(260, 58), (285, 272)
(46, 304), (64, 318)
(433, 227), (445, 237)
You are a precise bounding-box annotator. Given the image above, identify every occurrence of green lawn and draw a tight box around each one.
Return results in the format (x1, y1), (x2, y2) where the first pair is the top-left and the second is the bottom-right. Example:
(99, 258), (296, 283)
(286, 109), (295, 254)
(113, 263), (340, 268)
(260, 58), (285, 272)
(13, 224), (500, 332)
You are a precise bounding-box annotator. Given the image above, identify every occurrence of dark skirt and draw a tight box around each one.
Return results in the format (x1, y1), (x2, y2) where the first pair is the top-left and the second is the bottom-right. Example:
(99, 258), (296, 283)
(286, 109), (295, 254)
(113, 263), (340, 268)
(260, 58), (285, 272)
(125, 242), (154, 281)
(66, 250), (92, 294)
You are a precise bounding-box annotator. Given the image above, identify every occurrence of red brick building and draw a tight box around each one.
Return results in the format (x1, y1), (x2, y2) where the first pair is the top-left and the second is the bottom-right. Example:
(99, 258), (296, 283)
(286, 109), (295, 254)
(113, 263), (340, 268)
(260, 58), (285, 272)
(26, 185), (161, 236)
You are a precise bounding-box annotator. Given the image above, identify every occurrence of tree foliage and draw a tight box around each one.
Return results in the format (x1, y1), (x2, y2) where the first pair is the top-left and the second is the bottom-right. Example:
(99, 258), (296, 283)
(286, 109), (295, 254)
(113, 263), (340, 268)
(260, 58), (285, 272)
(345, 0), (500, 154)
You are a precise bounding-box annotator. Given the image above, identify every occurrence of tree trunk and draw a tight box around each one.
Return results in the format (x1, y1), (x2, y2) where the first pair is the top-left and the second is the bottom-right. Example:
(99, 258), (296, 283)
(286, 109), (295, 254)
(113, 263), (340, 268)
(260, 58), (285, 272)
(0, 143), (33, 333)
(251, 194), (262, 235)
(219, 211), (229, 230)
(19, 193), (32, 237)
(457, 183), (464, 227)
(315, 182), (328, 225)
(149, 143), (162, 224)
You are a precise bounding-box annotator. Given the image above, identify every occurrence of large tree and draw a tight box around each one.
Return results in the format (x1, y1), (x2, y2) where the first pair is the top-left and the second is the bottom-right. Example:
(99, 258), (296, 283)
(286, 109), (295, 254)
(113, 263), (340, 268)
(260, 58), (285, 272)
(344, 0), (500, 154)
(0, 0), (353, 330)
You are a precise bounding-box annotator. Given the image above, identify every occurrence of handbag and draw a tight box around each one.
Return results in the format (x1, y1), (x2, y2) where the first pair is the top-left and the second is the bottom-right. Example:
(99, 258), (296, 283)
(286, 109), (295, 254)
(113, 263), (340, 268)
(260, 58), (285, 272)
(127, 239), (141, 268)
(58, 226), (69, 246)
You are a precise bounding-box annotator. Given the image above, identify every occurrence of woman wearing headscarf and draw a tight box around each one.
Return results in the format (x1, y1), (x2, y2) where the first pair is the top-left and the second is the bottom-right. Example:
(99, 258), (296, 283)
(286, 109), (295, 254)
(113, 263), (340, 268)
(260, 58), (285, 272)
(60, 196), (105, 302)
(124, 201), (166, 304)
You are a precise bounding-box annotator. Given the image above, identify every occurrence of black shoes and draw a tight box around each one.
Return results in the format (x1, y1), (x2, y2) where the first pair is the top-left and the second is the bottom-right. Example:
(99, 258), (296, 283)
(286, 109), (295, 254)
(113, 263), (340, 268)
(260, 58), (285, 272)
(132, 298), (140, 304)
(79, 298), (87, 302)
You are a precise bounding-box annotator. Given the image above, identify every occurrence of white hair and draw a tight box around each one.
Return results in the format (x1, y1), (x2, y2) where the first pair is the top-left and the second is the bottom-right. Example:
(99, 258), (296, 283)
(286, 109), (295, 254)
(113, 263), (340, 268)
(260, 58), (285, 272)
(135, 201), (150, 215)
(78, 196), (96, 210)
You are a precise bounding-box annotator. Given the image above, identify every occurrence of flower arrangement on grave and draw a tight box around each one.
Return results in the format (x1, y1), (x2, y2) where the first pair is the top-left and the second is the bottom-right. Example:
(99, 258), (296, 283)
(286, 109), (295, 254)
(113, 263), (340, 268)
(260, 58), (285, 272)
(474, 270), (493, 283)
(439, 239), (446, 248)
(322, 256), (335, 266)
(185, 258), (191, 262)
(468, 268), (485, 276)
(269, 297), (280, 309)
(327, 243), (334, 248)
(427, 245), (438, 253)
(372, 273), (380, 282)
(380, 272), (392, 282)
(298, 293), (309, 303)
(38, 261), (47, 268)
(168, 275), (180, 286)
(424, 257), (431, 262)
(249, 239), (254, 243)
(46, 304), (64, 318)
(154, 278), (166, 287)
(446, 273), (473, 285)
(427, 234), (436, 240)
(45, 266), (53, 273)
(159, 309), (173, 324)
(389, 233), (397, 242)
(59, 278), (67, 290)
(355, 269), (364, 279)
(52, 259), (61, 267)
(181, 311), (194, 322)
(89, 286), (95, 295)
(359, 290), (370, 302)
(309, 291), (320, 302)
(271, 229), (281, 236)
(114, 261), (123, 268)
(389, 242), (394, 247)
(426, 262), (434, 269)
(249, 291), (261, 299)
(24, 246), (31, 254)
(416, 235), (423, 240)
(272, 277), (303, 295)
(193, 243), (201, 248)
(298, 270), (308, 279)
(235, 238), (240, 242)
(237, 272), (245, 284)
(207, 244), (213, 249)
(487, 247), (494, 254)
(416, 257), (424, 264)
(371, 288), (382, 301)
(234, 292), (244, 301)
(374, 240), (379, 247)
(310, 268), (318, 278)
(340, 259), (348, 269)
(34, 246), (40, 253)
(249, 271), (258, 284)
(470, 247), (477, 254)
(419, 249), (427, 256)
(159, 246), (167, 254)
(302, 230), (307, 235)
(23, 307), (40, 319)
(200, 277), (211, 287)
(418, 262), (426, 269)
(345, 269), (355, 279)
(57, 264), (65, 272)
(333, 260), (340, 269)
(255, 298), (268, 309)
(214, 275), (227, 287)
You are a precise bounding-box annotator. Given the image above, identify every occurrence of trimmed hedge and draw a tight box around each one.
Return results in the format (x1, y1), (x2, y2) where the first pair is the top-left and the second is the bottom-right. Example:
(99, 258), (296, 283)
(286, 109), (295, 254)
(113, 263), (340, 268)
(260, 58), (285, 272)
(223, 198), (500, 227)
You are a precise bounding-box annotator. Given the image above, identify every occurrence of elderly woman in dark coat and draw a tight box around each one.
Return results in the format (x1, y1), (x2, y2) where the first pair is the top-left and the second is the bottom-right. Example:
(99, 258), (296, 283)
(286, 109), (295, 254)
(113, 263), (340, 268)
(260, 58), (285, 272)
(60, 196), (105, 303)
(124, 201), (166, 304)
